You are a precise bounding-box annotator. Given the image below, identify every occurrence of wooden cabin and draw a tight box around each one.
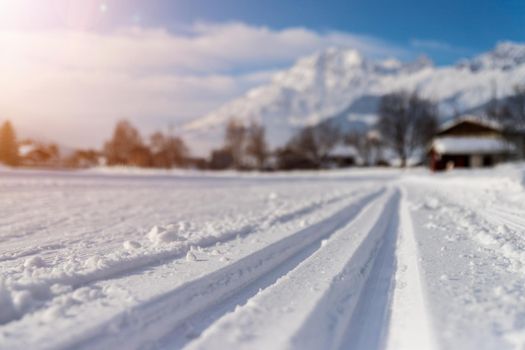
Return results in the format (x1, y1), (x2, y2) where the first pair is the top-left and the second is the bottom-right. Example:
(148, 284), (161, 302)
(428, 116), (514, 171)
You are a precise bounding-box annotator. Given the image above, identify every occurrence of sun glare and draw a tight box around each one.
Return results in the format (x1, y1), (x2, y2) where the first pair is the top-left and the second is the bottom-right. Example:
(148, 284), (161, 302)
(0, 0), (27, 21)
(0, 0), (107, 30)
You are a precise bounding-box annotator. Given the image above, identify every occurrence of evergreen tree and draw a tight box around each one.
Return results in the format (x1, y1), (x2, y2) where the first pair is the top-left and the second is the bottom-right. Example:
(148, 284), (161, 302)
(0, 121), (20, 166)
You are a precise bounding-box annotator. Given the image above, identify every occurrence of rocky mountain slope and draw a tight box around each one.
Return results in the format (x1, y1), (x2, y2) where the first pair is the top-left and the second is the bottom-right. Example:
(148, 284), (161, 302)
(184, 42), (525, 155)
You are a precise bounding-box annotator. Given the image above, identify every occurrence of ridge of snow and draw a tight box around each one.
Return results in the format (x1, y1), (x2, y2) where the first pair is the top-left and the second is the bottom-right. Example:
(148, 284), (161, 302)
(457, 41), (525, 71)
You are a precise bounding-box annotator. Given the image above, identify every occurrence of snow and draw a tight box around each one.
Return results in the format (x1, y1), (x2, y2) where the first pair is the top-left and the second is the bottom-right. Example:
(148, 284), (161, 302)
(460, 41), (525, 71)
(327, 144), (359, 158)
(23, 256), (47, 269)
(18, 144), (36, 157)
(2, 165), (525, 349)
(185, 251), (197, 262)
(438, 115), (503, 133)
(385, 186), (437, 350)
(148, 225), (187, 245)
(183, 43), (525, 155)
(432, 136), (513, 154)
(123, 240), (142, 250)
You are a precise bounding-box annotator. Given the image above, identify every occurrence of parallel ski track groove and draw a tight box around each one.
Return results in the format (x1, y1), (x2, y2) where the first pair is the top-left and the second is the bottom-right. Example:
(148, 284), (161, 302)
(67, 188), (387, 350)
(0, 188), (365, 327)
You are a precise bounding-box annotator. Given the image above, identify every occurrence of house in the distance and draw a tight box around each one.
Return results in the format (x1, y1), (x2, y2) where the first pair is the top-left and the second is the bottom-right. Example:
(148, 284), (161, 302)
(18, 140), (61, 168)
(324, 144), (359, 168)
(428, 116), (515, 171)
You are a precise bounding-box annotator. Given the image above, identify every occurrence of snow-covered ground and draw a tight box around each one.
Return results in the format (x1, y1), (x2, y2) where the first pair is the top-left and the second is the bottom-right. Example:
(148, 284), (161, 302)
(1, 165), (525, 349)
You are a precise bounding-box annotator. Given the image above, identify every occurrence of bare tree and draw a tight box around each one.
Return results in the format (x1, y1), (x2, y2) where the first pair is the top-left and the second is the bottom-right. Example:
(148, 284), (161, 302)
(288, 127), (318, 163)
(150, 131), (188, 168)
(344, 130), (385, 166)
(283, 123), (340, 168)
(0, 121), (19, 166)
(487, 84), (525, 129)
(345, 130), (371, 166)
(315, 123), (341, 161)
(224, 119), (247, 169)
(245, 121), (268, 170)
(65, 149), (100, 168)
(377, 91), (438, 167)
(104, 120), (144, 166)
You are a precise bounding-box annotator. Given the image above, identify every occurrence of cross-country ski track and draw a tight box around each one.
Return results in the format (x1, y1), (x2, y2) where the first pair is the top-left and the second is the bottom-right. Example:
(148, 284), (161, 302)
(2, 167), (525, 349)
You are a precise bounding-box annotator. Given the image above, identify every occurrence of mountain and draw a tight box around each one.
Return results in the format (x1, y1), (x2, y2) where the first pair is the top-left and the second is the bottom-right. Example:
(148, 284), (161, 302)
(183, 42), (525, 156)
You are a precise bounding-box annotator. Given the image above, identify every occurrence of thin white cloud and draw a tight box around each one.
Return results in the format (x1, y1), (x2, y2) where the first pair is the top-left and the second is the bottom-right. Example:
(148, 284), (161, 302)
(1, 22), (406, 149)
(184, 22), (407, 70)
(411, 38), (468, 54)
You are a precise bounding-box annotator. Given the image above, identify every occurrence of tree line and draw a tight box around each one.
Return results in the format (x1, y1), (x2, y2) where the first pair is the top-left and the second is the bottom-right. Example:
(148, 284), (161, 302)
(0, 119), (189, 169)
(210, 90), (438, 170)
(1, 84), (523, 170)
(0, 94), (450, 170)
(104, 120), (188, 168)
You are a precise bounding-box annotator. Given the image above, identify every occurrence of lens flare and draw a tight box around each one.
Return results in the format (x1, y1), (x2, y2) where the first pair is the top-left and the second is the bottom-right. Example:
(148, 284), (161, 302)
(53, 0), (103, 30)
(0, 0), (29, 24)
(0, 0), (107, 30)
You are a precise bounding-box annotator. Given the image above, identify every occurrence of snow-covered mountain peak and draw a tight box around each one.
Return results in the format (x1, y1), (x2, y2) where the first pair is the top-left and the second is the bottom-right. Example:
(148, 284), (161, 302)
(297, 47), (365, 70)
(490, 41), (525, 63)
(279, 48), (433, 80)
(378, 58), (403, 70)
(184, 43), (525, 156)
(271, 47), (364, 88)
(402, 55), (434, 73)
(458, 41), (525, 71)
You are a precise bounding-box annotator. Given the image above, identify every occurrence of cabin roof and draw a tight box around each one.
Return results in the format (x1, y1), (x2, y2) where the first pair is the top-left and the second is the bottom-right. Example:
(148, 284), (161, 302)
(438, 115), (503, 135)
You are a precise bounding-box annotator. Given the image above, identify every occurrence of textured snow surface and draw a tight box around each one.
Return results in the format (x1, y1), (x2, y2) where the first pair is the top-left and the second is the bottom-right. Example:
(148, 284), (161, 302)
(1, 165), (525, 349)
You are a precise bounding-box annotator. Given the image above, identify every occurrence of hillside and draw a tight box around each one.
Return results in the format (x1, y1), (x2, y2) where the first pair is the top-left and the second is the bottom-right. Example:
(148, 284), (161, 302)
(184, 42), (525, 156)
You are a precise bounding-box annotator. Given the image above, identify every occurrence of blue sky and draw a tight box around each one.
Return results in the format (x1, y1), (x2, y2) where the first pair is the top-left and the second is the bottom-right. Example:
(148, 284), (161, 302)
(1, 0), (524, 148)
(94, 0), (525, 65)
(4, 0), (525, 64)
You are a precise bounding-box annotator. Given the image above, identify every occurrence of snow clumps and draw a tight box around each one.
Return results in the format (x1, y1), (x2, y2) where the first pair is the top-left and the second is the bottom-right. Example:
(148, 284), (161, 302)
(123, 240), (142, 250)
(0, 279), (18, 324)
(424, 197), (440, 210)
(186, 251), (197, 262)
(147, 224), (187, 245)
(23, 256), (47, 269)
